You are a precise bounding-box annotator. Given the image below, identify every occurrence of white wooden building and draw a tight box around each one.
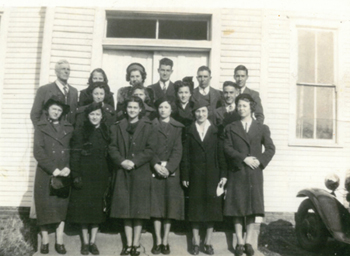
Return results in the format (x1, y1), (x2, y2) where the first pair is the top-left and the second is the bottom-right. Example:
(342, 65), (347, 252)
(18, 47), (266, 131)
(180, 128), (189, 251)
(1, 6), (350, 217)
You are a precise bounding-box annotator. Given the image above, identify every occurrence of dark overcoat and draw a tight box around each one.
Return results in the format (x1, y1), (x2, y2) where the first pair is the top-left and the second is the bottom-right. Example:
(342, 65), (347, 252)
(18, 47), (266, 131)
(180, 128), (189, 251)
(109, 118), (157, 219)
(242, 87), (264, 124)
(223, 120), (275, 217)
(150, 118), (185, 220)
(30, 82), (78, 126)
(181, 123), (227, 222)
(67, 124), (110, 224)
(33, 118), (74, 226)
(148, 81), (176, 103)
(192, 87), (223, 112)
(214, 106), (241, 135)
(171, 100), (195, 128)
(75, 103), (116, 128)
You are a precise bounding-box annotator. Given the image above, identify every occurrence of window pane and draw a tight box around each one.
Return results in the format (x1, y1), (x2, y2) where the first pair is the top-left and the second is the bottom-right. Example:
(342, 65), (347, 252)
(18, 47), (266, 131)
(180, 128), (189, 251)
(296, 86), (315, 139)
(317, 31), (334, 84)
(159, 20), (207, 40)
(298, 30), (315, 83)
(107, 19), (156, 38)
(316, 87), (334, 139)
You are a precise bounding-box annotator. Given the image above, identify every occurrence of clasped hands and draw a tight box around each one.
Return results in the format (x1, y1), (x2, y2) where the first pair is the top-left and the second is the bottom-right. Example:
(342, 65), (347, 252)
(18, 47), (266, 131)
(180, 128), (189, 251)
(53, 167), (70, 177)
(121, 160), (135, 171)
(154, 163), (170, 178)
(244, 156), (260, 169)
(182, 177), (227, 189)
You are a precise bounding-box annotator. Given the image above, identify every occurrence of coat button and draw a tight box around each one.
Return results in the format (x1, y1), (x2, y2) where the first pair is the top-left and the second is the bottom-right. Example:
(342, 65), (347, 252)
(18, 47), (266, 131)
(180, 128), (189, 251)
(62, 151), (64, 154)
(53, 151), (55, 153)
(132, 153), (135, 157)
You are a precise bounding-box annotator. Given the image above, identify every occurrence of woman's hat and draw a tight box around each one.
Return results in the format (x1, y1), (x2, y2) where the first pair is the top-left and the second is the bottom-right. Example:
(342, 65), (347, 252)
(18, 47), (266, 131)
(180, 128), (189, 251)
(44, 95), (70, 115)
(126, 62), (145, 74)
(192, 99), (209, 112)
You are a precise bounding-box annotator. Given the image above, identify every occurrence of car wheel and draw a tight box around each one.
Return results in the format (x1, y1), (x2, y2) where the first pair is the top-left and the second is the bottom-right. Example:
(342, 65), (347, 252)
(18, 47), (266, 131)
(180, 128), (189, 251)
(295, 198), (329, 252)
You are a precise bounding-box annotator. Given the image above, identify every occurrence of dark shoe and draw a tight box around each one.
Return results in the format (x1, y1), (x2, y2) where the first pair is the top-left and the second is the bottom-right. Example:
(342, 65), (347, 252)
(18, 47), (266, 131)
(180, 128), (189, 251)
(120, 246), (132, 255)
(151, 245), (162, 254)
(89, 243), (100, 255)
(55, 243), (67, 255)
(204, 244), (214, 255)
(81, 243), (89, 255)
(235, 244), (245, 256)
(40, 243), (49, 254)
(161, 244), (170, 255)
(130, 245), (141, 256)
(245, 243), (254, 256)
(191, 245), (199, 255)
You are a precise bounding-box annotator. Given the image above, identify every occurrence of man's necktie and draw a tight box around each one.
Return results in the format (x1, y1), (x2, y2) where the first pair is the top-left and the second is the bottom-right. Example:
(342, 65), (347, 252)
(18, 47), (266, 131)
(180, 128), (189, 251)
(162, 84), (167, 94)
(63, 85), (68, 104)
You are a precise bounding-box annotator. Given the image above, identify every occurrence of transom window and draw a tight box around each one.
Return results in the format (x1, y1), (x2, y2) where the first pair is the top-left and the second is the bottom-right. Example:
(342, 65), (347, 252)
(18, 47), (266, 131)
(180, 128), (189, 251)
(296, 29), (336, 141)
(106, 13), (210, 40)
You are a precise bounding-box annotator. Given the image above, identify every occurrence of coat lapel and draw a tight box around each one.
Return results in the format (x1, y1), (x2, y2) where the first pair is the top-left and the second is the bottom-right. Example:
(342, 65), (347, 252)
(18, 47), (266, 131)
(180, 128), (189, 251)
(230, 121), (250, 146)
(132, 119), (146, 143)
(39, 119), (72, 145)
(166, 82), (175, 97)
(119, 118), (129, 152)
(188, 123), (205, 151)
(209, 87), (219, 108)
(247, 120), (260, 143)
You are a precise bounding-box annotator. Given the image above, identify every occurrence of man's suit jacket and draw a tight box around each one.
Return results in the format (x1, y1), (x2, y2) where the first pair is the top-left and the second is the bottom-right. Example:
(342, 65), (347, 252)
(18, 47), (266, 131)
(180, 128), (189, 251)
(192, 86), (223, 112)
(242, 87), (264, 124)
(148, 81), (176, 103)
(30, 82), (78, 127)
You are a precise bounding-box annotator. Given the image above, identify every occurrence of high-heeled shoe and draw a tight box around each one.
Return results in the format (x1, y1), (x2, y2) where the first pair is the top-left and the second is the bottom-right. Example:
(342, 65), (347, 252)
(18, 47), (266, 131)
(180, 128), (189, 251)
(245, 243), (255, 256)
(130, 245), (141, 256)
(151, 244), (162, 254)
(81, 243), (89, 255)
(40, 243), (49, 254)
(161, 244), (170, 255)
(120, 245), (132, 255)
(204, 244), (214, 255)
(55, 243), (67, 254)
(235, 244), (245, 256)
(191, 244), (199, 255)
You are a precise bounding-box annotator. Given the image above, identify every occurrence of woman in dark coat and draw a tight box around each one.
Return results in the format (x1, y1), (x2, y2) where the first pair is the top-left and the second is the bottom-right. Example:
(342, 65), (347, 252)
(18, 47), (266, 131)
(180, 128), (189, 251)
(79, 68), (115, 109)
(223, 94), (275, 256)
(181, 100), (227, 255)
(76, 82), (116, 128)
(171, 78), (195, 128)
(150, 97), (185, 255)
(33, 95), (73, 254)
(109, 96), (157, 256)
(67, 102), (111, 255)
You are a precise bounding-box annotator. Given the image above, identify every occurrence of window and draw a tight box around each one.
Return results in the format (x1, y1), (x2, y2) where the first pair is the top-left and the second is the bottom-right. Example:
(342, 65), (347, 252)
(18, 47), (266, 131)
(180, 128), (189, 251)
(106, 13), (210, 40)
(296, 29), (336, 142)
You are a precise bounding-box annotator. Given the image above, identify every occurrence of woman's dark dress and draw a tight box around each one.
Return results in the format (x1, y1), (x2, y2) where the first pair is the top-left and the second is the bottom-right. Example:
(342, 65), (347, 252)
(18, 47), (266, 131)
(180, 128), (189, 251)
(67, 124), (110, 224)
(33, 118), (73, 226)
(150, 118), (185, 220)
(181, 122), (227, 222)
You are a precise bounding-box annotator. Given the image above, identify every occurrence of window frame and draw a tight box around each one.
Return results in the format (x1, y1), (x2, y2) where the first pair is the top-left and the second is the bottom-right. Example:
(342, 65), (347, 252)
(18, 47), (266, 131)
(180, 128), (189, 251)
(289, 18), (345, 148)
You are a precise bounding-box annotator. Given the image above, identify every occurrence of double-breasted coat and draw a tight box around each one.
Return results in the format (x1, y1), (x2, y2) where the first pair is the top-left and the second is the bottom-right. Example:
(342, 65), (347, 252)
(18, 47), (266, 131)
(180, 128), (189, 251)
(223, 120), (275, 217)
(109, 118), (157, 219)
(181, 123), (227, 222)
(150, 118), (185, 220)
(33, 118), (74, 226)
(67, 123), (111, 224)
(30, 82), (78, 126)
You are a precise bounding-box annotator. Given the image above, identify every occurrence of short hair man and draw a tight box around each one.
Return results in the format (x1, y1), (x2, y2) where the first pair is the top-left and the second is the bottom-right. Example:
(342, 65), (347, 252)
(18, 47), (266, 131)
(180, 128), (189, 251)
(214, 81), (240, 129)
(192, 66), (223, 112)
(30, 59), (78, 127)
(234, 65), (264, 123)
(148, 58), (176, 103)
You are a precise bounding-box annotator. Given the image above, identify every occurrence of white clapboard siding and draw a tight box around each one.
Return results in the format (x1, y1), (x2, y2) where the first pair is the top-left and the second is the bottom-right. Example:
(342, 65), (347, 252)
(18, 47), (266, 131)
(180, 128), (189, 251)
(0, 7), (46, 207)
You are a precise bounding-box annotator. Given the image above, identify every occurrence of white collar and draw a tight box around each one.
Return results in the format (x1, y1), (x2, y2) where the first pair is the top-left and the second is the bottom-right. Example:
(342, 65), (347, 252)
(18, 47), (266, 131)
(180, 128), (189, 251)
(239, 86), (246, 94)
(199, 86), (210, 96)
(226, 103), (236, 112)
(159, 80), (170, 90)
(55, 79), (69, 93)
(195, 119), (211, 141)
(181, 101), (189, 109)
(241, 119), (253, 133)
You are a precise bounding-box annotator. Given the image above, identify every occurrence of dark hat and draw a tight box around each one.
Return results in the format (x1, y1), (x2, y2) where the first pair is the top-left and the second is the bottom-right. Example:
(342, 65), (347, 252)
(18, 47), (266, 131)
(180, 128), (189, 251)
(44, 95), (70, 115)
(192, 99), (209, 112)
(126, 62), (145, 74)
(154, 97), (174, 110)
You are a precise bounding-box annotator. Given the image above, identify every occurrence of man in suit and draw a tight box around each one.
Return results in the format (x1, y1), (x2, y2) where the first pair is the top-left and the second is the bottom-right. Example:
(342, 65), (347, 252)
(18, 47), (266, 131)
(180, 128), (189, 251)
(148, 58), (176, 103)
(192, 66), (223, 113)
(214, 81), (240, 130)
(31, 59), (78, 127)
(234, 65), (264, 123)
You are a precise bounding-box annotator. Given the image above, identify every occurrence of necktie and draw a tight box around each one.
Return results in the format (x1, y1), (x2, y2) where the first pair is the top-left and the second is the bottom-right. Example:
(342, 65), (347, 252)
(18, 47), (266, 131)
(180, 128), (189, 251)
(63, 85), (68, 104)
(162, 83), (167, 94)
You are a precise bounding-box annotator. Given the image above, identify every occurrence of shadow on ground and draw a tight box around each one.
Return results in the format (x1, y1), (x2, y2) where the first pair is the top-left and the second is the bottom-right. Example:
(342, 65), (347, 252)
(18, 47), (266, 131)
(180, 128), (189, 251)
(258, 219), (350, 256)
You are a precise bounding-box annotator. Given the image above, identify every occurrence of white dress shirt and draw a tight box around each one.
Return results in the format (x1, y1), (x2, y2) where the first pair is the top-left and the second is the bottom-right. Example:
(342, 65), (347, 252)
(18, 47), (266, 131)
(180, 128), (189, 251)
(55, 79), (69, 94)
(159, 80), (170, 91)
(195, 119), (211, 141)
(199, 86), (210, 96)
(241, 119), (252, 133)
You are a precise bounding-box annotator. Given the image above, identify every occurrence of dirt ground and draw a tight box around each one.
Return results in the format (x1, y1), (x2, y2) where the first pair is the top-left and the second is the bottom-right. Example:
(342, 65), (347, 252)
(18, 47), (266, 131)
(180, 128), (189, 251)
(258, 219), (350, 256)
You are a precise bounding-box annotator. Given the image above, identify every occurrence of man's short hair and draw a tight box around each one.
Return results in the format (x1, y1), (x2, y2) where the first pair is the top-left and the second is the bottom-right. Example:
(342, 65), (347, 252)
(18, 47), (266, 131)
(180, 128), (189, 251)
(234, 65), (248, 76)
(197, 66), (211, 75)
(223, 81), (239, 90)
(159, 58), (173, 68)
(55, 59), (70, 73)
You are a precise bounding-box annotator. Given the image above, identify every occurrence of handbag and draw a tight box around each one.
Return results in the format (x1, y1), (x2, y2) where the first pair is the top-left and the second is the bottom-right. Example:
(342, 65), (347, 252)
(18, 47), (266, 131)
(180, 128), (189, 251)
(50, 176), (71, 198)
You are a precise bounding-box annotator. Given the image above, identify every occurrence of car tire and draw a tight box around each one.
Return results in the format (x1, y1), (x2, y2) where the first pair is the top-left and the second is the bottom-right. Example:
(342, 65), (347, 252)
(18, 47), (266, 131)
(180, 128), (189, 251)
(295, 198), (329, 252)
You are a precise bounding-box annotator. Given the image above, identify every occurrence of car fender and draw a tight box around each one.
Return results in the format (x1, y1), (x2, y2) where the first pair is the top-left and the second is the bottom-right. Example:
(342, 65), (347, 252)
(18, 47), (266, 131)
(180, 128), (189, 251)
(296, 188), (350, 244)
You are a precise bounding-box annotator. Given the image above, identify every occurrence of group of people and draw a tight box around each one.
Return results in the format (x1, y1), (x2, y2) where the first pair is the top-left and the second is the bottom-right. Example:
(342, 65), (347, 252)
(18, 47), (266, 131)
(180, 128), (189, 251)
(30, 58), (275, 256)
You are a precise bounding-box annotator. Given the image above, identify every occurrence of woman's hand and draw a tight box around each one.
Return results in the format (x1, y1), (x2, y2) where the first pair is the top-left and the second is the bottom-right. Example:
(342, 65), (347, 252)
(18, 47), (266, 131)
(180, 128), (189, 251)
(61, 167), (71, 177)
(121, 160), (135, 170)
(154, 164), (169, 178)
(218, 178), (227, 187)
(52, 168), (61, 176)
(244, 156), (260, 169)
(182, 181), (189, 188)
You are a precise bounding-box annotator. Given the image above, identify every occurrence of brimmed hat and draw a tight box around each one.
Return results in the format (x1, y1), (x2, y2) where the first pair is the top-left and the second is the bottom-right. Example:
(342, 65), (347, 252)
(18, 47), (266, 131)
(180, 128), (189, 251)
(126, 62), (145, 74)
(44, 95), (70, 115)
(192, 99), (209, 112)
